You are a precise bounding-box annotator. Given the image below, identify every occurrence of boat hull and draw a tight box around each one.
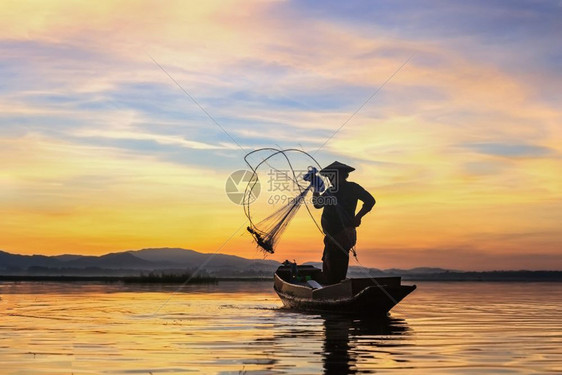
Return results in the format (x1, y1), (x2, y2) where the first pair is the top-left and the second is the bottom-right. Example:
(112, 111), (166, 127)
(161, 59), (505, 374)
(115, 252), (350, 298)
(273, 267), (416, 315)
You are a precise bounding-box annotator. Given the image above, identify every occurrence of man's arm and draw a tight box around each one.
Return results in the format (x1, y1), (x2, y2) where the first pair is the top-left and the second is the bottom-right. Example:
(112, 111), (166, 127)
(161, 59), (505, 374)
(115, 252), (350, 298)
(353, 185), (375, 227)
(312, 191), (326, 209)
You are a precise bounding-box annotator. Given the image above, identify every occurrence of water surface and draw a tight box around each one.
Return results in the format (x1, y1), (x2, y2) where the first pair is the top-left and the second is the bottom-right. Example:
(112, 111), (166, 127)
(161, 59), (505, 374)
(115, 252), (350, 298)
(1, 281), (561, 374)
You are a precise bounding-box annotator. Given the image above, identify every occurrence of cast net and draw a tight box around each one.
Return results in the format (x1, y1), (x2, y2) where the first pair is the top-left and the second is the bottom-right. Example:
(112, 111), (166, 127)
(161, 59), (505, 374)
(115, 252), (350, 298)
(243, 148), (325, 254)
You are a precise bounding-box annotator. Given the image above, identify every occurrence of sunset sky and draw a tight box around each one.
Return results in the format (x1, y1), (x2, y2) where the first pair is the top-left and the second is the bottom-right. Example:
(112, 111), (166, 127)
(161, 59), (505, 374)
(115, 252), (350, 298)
(1, 1), (561, 270)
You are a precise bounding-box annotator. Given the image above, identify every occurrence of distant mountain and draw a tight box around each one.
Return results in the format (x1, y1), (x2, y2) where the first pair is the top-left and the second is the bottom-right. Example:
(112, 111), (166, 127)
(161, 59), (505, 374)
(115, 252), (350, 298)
(130, 248), (279, 270)
(62, 252), (154, 269)
(2, 249), (561, 281)
(302, 261), (441, 277)
(383, 267), (452, 274)
(53, 254), (84, 262)
(0, 250), (61, 269)
(0, 248), (280, 277)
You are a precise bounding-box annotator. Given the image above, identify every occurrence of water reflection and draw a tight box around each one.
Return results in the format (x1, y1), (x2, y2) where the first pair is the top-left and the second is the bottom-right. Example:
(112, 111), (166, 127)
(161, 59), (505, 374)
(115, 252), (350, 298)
(321, 314), (409, 374)
(265, 309), (410, 374)
(2, 282), (562, 374)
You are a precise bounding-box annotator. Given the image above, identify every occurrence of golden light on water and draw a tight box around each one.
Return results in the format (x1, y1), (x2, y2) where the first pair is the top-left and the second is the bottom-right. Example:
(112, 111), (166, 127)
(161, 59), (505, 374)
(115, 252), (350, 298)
(2, 282), (561, 373)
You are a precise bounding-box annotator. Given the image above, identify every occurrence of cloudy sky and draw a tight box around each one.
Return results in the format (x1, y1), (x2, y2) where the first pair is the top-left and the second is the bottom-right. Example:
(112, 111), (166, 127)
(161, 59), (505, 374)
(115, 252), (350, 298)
(1, 0), (561, 270)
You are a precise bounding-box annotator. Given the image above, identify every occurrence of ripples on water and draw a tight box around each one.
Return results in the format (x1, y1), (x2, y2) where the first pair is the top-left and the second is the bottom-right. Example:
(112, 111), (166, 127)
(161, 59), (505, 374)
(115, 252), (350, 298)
(0, 281), (561, 374)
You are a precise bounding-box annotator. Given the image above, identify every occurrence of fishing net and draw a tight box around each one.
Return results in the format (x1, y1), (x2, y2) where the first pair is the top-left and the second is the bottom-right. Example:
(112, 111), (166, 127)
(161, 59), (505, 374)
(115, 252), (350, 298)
(246, 185), (311, 253)
(243, 148), (325, 254)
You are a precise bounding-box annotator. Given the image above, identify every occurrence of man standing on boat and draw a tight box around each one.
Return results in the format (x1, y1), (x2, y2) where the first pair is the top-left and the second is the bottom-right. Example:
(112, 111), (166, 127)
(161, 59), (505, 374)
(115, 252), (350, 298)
(313, 161), (375, 285)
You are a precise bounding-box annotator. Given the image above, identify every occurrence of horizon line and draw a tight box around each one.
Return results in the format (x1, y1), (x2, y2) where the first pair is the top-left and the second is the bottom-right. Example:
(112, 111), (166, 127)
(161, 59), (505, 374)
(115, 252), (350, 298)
(1, 247), (561, 273)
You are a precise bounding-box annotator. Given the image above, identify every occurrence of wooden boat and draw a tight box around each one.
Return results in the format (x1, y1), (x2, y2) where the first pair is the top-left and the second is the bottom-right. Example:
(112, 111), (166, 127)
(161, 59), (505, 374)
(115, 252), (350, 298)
(274, 264), (416, 315)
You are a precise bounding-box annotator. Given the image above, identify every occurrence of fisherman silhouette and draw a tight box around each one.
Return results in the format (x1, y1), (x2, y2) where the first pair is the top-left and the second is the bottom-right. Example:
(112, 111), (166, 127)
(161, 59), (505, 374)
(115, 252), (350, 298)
(313, 161), (375, 285)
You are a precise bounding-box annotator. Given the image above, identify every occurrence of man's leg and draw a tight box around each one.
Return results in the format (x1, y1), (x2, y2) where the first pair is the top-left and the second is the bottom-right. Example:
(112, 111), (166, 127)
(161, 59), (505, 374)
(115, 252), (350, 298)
(322, 234), (350, 284)
(330, 247), (349, 283)
(334, 228), (356, 282)
(322, 237), (335, 284)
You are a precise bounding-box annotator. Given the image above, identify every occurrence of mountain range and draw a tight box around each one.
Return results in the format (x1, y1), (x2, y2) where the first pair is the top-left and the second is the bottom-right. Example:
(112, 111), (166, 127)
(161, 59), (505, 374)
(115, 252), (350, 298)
(1, 248), (560, 281)
(0, 248), (281, 277)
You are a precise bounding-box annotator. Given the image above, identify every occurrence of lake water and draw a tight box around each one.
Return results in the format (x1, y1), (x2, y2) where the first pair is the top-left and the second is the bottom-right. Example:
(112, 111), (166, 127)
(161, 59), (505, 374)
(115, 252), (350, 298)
(1, 281), (561, 374)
